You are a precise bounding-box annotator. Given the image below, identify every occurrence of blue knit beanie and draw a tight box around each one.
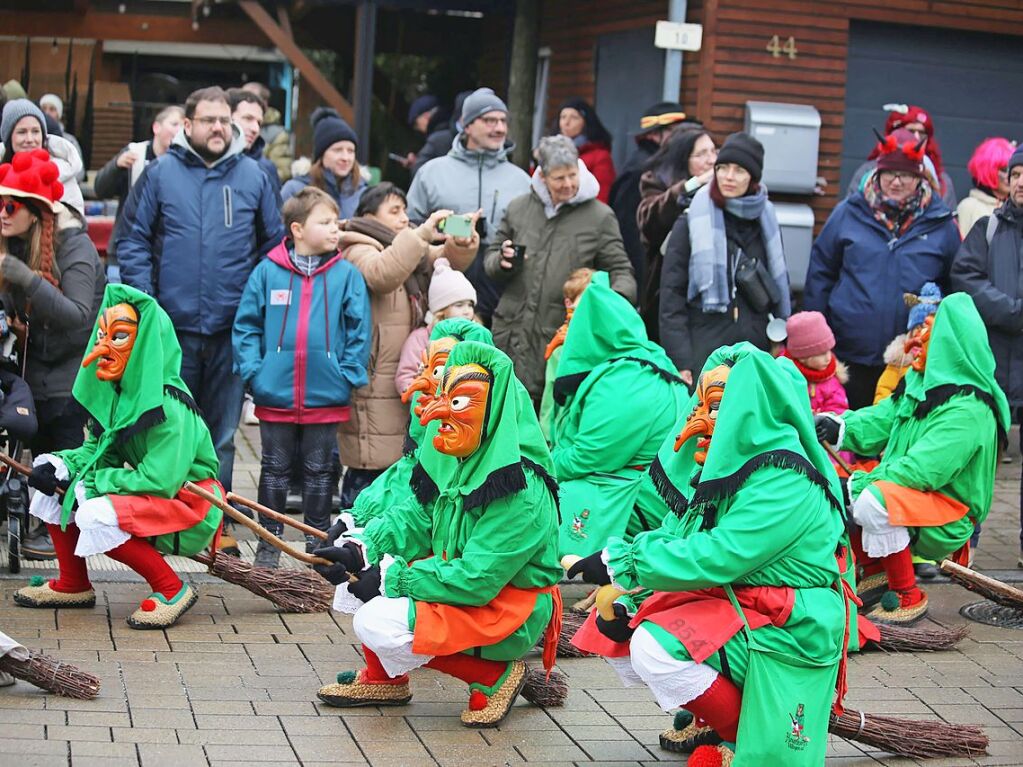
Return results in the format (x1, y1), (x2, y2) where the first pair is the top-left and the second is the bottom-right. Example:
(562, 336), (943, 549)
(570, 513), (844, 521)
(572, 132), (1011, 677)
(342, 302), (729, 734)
(311, 107), (358, 163)
(906, 282), (942, 330)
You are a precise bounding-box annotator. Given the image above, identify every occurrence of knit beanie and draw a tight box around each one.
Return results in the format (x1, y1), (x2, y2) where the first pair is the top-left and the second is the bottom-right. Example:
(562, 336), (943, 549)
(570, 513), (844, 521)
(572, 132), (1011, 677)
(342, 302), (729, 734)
(429, 258), (477, 314)
(39, 94), (63, 120)
(460, 88), (508, 128)
(407, 94), (439, 126)
(875, 128), (926, 176)
(1, 99), (47, 148)
(906, 282), (942, 330)
(715, 132), (764, 183)
(1009, 145), (1023, 176)
(311, 107), (358, 163)
(785, 311), (834, 358)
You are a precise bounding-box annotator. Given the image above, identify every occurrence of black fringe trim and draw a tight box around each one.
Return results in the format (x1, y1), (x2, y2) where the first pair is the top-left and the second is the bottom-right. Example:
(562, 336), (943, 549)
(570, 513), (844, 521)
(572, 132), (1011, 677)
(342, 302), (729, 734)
(115, 406), (166, 445)
(650, 455), (689, 518)
(410, 461), (439, 505)
(402, 430), (418, 458)
(618, 356), (687, 387)
(691, 449), (844, 516)
(522, 457), (560, 511)
(890, 377), (907, 402)
(165, 385), (202, 417)
(912, 383), (1008, 449)
(463, 462), (527, 512)
(553, 356), (684, 406)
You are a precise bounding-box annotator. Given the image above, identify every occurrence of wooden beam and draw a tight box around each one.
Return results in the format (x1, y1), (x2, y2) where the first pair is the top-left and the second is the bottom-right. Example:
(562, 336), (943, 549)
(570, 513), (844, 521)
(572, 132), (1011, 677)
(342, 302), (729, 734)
(236, 0), (354, 124)
(276, 4), (293, 39)
(6, 11), (266, 46)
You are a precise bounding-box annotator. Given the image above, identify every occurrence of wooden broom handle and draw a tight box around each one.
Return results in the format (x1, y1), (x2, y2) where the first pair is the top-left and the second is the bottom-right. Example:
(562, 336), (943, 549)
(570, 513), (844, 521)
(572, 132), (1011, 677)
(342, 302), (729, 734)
(227, 491), (328, 540)
(822, 441), (854, 475)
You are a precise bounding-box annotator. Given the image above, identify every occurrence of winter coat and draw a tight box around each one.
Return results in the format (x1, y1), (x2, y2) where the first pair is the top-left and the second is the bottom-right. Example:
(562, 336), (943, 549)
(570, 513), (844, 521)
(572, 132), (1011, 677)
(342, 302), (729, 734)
(336, 223), (477, 470)
(957, 188), (1000, 239)
(0, 135), (85, 219)
(874, 334), (912, 404)
(244, 135), (283, 202)
(659, 208), (782, 375)
(577, 140), (615, 205)
(848, 159), (957, 211)
(803, 192), (959, 367)
(281, 167), (366, 220)
(2, 207), (105, 402)
(395, 325), (429, 395)
(609, 140), (658, 290)
(482, 164), (636, 399)
(118, 127), (286, 336)
(804, 358), (849, 414)
(407, 133), (531, 321)
(949, 202), (1023, 405)
(232, 240), (371, 422)
(411, 124), (455, 177)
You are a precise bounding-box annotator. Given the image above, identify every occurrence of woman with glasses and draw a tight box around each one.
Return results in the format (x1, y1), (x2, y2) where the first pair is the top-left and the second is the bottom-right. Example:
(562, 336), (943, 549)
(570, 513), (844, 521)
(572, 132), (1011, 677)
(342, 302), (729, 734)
(282, 108), (366, 219)
(804, 129), (960, 409)
(958, 137), (1016, 238)
(659, 132), (791, 387)
(636, 128), (717, 340)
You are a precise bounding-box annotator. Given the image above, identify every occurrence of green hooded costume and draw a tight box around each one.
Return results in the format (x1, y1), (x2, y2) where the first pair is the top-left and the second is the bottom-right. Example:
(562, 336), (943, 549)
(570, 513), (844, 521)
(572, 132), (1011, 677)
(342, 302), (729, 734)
(841, 293), (1010, 561)
(551, 272), (688, 556)
(605, 344), (848, 766)
(348, 320), (493, 528)
(356, 342), (562, 661)
(55, 285), (222, 554)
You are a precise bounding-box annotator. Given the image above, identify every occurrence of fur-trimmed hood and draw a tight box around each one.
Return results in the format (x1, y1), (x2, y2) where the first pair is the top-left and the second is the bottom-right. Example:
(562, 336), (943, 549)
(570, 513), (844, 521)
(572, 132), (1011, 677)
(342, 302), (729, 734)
(883, 333), (913, 368)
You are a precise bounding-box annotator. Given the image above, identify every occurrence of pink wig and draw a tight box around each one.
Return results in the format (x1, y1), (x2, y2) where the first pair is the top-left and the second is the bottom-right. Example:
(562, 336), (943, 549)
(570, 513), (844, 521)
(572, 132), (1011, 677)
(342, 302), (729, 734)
(967, 137), (1015, 190)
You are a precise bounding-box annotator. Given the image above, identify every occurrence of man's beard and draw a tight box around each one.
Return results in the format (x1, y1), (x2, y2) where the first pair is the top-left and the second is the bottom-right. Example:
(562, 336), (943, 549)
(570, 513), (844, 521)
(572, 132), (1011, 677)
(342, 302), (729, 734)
(192, 138), (227, 163)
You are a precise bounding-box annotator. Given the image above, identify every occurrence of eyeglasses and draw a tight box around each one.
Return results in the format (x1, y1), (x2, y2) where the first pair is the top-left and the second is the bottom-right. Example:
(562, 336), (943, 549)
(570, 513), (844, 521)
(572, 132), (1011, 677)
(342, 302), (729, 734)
(193, 116), (232, 128)
(479, 116), (507, 128)
(0, 198), (24, 217)
(879, 171), (919, 184)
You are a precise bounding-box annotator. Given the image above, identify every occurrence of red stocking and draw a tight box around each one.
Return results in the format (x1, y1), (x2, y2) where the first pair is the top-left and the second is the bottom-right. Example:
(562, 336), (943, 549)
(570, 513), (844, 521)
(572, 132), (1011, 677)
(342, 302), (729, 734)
(850, 528), (881, 576)
(684, 675), (742, 742)
(361, 645), (408, 684)
(105, 536), (182, 600)
(47, 523), (91, 593)
(881, 547), (923, 605)
(425, 652), (508, 689)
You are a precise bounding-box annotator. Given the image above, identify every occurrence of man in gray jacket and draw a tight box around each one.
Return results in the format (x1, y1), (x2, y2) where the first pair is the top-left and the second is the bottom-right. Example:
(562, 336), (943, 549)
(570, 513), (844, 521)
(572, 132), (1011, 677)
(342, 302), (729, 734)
(407, 87), (530, 323)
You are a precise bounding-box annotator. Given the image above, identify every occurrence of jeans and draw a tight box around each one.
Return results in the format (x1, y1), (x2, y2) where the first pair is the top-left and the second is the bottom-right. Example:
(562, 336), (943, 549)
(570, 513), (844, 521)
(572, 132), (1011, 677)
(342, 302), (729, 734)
(258, 421), (338, 535)
(340, 467), (384, 509)
(177, 330), (245, 493)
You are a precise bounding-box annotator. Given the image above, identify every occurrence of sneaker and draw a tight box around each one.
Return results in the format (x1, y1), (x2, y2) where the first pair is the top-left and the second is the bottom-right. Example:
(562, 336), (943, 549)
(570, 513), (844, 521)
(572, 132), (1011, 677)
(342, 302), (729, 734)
(242, 396), (259, 425)
(913, 561), (939, 580)
(253, 540), (281, 569)
(21, 527), (56, 561)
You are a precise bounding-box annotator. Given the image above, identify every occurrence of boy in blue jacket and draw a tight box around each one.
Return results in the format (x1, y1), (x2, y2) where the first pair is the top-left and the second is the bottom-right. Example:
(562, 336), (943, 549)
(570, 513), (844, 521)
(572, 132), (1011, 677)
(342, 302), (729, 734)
(234, 186), (370, 566)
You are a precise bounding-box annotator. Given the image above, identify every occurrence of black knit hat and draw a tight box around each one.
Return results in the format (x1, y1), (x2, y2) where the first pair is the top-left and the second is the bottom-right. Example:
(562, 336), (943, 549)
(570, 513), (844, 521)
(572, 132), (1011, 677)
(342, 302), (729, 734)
(715, 132), (764, 182)
(311, 107), (358, 163)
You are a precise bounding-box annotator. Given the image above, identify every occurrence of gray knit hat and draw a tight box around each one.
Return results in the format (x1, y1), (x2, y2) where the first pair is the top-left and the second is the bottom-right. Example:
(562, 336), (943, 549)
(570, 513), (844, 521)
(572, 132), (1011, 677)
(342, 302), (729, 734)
(1, 99), (47, 148)
(460, 87), (508, 128)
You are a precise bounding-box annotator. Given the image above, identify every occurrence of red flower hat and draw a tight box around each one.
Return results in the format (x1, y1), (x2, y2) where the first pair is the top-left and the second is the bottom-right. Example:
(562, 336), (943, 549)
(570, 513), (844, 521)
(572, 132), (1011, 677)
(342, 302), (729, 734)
(0, 148), (64, 212)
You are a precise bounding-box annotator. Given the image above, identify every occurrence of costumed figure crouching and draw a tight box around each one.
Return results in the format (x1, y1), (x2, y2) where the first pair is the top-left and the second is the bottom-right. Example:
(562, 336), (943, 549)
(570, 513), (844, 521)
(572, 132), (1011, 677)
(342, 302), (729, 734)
(313, 342), (563, 728)
(567, 343), (851, 766)
(815, 292), (1009, 625)
(14, 284), (224, 629)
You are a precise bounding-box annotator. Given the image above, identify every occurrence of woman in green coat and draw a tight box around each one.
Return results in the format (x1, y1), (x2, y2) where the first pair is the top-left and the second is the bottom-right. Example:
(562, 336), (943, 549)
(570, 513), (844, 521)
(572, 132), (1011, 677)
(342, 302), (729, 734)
(568, 343), (849, 766)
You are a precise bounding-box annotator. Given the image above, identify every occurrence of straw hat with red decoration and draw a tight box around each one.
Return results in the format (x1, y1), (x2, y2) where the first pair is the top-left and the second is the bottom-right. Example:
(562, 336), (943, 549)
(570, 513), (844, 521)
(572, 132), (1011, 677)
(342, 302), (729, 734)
(0, 149), (65, 287)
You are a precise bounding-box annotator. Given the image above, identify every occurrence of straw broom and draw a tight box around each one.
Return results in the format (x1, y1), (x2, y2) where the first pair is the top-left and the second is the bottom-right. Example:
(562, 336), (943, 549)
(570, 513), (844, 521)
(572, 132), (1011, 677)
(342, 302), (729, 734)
(940, 559), (1023, 612)
(0, 650), (101, 699)
(829, 708), (988, 758)
(872, 622), (970, 652)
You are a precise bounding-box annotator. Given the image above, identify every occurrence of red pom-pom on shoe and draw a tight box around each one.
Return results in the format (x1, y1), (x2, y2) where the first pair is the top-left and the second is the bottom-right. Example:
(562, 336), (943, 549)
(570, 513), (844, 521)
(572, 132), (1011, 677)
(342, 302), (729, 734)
(687, 744), (725, 767)
(468, 690), (488, 711)
(140, 598), (157, 612)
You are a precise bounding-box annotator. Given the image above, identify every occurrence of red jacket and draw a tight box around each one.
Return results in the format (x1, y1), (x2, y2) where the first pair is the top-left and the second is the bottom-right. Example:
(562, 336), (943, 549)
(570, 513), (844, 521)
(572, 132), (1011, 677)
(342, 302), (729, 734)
(578, 140), (616, 204)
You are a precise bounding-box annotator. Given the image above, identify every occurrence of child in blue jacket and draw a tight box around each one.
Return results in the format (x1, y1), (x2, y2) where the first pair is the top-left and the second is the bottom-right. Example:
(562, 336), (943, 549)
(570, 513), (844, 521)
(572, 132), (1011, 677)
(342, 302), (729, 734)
(234, 186), (370, 567)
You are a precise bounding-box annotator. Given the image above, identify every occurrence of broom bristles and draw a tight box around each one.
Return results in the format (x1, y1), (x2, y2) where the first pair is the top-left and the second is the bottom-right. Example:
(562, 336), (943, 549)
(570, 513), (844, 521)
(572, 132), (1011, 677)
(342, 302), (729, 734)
(521, 668), (568, 707)
(194, 552), (333, 613)
(546, 609), (592, 658)
(0, 652), (101, 699)
(874, 623), (970, 652)
(830, 708), (988, 758)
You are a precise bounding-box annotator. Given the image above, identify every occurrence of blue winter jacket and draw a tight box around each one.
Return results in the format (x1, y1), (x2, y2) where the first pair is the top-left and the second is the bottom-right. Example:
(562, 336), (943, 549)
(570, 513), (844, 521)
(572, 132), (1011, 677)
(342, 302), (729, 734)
(232, 239), (371, 422)
(118, 127), (286, 335)
(281, 168), (367, 220)
(803, 192), (959, 366)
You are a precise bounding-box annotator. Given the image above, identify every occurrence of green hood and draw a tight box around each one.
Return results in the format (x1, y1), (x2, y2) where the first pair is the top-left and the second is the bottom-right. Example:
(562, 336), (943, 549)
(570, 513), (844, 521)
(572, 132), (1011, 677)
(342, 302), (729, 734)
(73, 284), (192, 433)
(413, 342), (557, 511)
(554, 271), (677, 405)
(896, 292), (1010, 438)
(650, 342), (843, 516)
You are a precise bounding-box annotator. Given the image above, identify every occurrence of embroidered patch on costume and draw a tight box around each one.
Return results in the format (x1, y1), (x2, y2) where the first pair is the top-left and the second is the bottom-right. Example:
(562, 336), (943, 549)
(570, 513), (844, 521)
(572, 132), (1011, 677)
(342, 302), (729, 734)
(571, 509), (590, 538)
(270, 290), (292, 306)
(786, 703), (810, 750)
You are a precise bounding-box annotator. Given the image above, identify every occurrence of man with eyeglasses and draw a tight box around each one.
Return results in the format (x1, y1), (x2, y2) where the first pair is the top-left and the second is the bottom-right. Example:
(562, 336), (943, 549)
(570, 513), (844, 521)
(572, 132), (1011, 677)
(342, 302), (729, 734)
(407, 87), (531, 324)
(952, 144), (1023, 568)
(118, 86), (285, 516)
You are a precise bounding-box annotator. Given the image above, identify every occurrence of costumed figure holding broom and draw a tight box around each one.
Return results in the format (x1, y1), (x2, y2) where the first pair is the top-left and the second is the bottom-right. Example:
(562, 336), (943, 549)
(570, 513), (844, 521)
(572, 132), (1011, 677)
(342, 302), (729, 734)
(313, 342), (564, 728)
(13, 284), (223, 629)
(815, 292), (1009, 626)
(566, 343), (850, 766)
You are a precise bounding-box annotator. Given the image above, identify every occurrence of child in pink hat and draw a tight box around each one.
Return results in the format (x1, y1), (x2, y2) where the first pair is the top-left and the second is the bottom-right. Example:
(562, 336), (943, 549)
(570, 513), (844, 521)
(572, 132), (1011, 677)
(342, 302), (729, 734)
(782, 311), (849, 415)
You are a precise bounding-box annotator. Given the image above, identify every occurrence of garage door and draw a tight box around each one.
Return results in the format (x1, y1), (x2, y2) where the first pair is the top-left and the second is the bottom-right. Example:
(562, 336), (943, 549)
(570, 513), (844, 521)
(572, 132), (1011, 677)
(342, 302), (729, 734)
(841, 20), (1023, 200)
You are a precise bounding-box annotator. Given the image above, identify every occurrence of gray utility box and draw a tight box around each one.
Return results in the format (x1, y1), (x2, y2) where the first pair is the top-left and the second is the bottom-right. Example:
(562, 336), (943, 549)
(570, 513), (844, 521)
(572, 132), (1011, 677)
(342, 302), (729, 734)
(744, 101), (821, 195)
(774, 202), (815, 292)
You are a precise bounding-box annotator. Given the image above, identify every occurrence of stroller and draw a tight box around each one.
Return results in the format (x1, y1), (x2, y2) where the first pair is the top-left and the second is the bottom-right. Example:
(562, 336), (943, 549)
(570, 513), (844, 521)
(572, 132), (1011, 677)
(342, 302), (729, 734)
(0, 310), (38, 573)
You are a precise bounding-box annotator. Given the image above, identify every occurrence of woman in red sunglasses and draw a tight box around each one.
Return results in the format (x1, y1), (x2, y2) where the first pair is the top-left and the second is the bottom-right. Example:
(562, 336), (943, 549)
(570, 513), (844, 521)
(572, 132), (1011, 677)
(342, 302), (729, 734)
(0, 149), (105, 559)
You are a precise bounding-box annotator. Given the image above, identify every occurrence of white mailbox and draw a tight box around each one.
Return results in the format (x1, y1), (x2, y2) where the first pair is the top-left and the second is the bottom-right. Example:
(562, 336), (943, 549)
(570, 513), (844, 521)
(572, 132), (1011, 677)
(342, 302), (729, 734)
(774, 202), (816, 292)
(744, 101), (821, 195)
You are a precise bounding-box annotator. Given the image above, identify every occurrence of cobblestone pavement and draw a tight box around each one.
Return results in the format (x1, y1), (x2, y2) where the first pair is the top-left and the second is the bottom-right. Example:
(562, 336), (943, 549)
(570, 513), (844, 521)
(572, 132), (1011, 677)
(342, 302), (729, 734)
(1, 426), (1022, 765)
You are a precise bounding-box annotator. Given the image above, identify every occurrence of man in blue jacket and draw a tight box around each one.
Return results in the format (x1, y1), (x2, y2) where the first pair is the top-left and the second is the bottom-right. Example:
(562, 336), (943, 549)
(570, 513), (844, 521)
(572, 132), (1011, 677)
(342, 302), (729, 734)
(118, 85), (286, 497)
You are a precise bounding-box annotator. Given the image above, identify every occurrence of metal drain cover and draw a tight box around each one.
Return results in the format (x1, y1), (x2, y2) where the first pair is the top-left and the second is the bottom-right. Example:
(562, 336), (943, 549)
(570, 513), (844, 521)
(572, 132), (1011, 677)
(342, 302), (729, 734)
(960, 600), (1023, 630)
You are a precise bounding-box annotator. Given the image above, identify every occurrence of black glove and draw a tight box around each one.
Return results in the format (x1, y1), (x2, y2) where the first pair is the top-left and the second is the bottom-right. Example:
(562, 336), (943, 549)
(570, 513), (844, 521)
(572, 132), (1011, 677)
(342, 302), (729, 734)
(814, 414), (842, 446)
(595, 602), (634, 643)
(348, 565), (382, 602)
(566, 551), (611, 586)
(323, 516), (350, 548)
(311, 541), (365, 586)
(28, 462), (68, 496)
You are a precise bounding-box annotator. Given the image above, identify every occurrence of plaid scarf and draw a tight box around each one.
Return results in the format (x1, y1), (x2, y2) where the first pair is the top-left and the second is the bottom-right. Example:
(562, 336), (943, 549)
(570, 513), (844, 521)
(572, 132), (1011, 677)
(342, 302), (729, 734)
(863, 172), (932, 236)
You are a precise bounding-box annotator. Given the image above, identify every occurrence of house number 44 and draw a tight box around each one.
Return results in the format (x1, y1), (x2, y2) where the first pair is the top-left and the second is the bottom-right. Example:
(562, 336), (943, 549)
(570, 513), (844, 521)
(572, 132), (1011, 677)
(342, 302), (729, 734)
(766, 35), (798, 60)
